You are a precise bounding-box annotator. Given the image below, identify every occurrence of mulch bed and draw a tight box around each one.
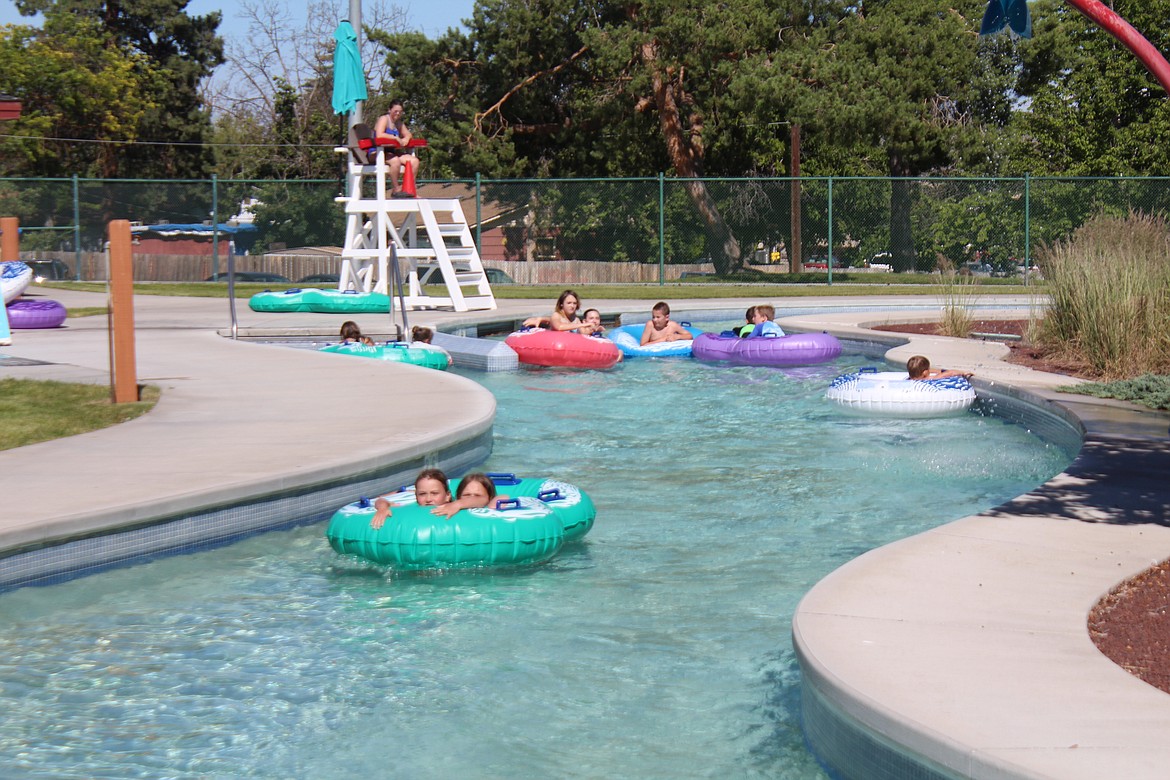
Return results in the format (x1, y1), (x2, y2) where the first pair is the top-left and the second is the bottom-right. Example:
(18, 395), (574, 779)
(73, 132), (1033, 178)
(871, 318), (1170, 695)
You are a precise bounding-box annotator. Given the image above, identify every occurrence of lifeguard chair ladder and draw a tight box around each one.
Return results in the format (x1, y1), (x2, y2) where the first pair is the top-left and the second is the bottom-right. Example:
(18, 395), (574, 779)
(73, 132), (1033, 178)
(334, 145), (496, 312)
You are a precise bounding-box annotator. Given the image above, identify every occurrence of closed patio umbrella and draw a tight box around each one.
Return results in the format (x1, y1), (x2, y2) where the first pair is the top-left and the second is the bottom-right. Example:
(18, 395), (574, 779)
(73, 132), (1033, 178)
(331, 20), (367, 116)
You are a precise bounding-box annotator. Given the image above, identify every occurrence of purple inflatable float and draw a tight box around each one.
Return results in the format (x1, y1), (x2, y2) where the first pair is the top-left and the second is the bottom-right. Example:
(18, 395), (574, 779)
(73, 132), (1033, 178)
(692, 331), (841, 367)
(6, 299), (67, 329)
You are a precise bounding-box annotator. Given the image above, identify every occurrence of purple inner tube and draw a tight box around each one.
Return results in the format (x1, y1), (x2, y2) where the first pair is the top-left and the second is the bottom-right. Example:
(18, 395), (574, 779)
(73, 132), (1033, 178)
(692, 331), (841, 366)
(6, 299), (67, 329)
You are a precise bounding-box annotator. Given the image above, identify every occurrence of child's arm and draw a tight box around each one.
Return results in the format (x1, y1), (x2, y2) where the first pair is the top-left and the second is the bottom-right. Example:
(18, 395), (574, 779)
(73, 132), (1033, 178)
(370, 497), (394, 529)
(928, 368), (974, 379)
(639, 321), (655, 345)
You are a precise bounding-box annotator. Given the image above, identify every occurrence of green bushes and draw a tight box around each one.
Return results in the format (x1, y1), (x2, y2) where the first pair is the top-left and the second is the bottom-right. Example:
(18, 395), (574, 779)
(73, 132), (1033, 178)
(1035, 212), (1170, 380)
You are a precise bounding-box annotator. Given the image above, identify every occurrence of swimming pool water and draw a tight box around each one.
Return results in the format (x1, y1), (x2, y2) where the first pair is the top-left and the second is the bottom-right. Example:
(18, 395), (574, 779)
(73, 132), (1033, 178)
(0, 355), (1073, 778)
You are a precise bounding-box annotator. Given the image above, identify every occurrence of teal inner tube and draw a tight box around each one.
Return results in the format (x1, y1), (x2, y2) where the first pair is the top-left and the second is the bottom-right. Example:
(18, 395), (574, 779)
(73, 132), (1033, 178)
(477, 473), (596, 542)
(320, 341), (450, 370)
(249, 288), (391, 313)
(326, 495), (565, 569)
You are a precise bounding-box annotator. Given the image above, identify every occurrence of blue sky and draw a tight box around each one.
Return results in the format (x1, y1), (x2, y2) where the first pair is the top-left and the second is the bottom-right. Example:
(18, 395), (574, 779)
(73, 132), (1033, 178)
(1, 0), (475, 41)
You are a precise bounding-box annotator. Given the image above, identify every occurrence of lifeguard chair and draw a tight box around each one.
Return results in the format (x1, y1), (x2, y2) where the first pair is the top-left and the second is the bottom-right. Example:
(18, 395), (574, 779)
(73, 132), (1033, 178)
(335, 129), (496, 312)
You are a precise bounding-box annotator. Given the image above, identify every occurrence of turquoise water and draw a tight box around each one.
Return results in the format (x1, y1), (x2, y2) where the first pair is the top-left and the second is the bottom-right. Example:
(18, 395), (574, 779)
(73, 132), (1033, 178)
(0, 355), (1072, 778)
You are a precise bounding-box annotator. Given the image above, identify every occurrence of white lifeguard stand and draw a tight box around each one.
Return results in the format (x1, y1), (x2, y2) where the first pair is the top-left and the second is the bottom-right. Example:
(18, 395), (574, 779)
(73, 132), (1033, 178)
(333, 145), (497, 312)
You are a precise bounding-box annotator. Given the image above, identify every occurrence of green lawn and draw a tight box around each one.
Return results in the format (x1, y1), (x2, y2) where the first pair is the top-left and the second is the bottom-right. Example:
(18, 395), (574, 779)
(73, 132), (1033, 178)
(0, 379), (159, 451)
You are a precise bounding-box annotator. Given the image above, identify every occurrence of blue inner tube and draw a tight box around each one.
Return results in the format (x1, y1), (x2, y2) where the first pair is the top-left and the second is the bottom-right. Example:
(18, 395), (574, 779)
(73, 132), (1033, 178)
(608, 323), (702, 357)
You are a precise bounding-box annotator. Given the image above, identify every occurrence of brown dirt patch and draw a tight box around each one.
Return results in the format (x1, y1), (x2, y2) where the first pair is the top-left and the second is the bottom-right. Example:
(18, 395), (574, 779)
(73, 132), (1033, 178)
(1089, 560), (1170, 695)
(872, 318), (1169, 696)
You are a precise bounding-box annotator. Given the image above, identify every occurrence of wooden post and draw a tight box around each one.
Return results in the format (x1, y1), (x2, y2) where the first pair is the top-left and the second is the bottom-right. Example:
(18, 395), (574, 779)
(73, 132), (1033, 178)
(0, 216), (18, 261)
(107, 220), (138, 403)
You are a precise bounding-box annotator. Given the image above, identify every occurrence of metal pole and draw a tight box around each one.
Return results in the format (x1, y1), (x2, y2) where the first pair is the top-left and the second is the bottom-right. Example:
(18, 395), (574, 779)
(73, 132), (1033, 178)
(658, 172), (665, 285)
(72, 174), (82, 279)
(390, 243), (409, 341)
(1024, 172), (1031, 285)
(349, 0), (364, 126)
(826, 176), (834, 286)
(475, 172), (482, 251)
(789, 124), (802, 273)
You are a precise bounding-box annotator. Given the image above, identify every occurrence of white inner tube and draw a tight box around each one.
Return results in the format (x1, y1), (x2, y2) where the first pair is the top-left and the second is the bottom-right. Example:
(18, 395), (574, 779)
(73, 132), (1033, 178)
(826, 371), (976, 417)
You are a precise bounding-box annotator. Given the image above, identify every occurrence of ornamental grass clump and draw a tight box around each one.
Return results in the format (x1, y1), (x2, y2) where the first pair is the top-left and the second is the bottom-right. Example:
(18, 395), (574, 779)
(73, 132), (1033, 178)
(935, 254), (977, 338)
(1034, 211), (1170, 380)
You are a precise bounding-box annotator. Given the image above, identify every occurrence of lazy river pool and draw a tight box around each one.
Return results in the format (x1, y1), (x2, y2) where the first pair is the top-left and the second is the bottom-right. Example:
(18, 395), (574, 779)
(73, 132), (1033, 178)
(0, 352), (1074, 777)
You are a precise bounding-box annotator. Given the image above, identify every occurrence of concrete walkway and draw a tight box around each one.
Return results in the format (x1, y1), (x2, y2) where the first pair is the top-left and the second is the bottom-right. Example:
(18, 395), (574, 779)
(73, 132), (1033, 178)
(2, 286), (1169, 779)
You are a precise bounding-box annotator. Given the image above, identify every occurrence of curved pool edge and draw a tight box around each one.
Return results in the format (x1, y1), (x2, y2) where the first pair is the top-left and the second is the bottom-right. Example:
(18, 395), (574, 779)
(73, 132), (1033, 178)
(784, 311), (1170, 780)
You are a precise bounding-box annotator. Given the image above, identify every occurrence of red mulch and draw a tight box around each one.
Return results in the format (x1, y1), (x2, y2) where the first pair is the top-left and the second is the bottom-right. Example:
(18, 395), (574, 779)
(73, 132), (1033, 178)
(872, 319), (1170, 695)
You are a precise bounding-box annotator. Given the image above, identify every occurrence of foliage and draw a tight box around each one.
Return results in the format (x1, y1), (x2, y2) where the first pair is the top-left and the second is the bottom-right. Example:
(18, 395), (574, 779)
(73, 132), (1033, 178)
(1057, 373), (1170, 411)
(1012, 0), (1170, 176)
(8, 0), (223, 179)
(248, 181), (347, 251)
(0, 378), (159, 450)
(1034, 211), (1170, 379)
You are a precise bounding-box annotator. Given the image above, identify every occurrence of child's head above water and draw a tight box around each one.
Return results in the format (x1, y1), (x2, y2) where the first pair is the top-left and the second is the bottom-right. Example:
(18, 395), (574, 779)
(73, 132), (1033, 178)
(414, 468), (451, 506)
(906, 355), (931, 379)
(455, 473), (498, 507)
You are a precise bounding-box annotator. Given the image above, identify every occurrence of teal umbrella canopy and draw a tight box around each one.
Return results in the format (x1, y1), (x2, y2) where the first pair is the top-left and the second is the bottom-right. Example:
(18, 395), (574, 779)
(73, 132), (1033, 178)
(332, 20), (368, 116)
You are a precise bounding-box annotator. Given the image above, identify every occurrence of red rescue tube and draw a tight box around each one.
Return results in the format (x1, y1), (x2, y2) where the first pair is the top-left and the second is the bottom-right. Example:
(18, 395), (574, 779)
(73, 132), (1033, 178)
(505, 329), (621, 370)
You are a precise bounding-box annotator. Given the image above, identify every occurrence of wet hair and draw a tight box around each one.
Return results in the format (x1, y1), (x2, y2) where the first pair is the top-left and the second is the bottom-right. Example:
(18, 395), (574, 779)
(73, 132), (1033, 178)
(653, 301), (670, 315)
(340, 321), (363, 342)
(756, 304), (776, 320)
(555, 289), (581, 315)
(906, 355), (931, 379)
(415, 468), (450, 493)
(411, 325), (434, 343)
(456, 473), (497, 502)
(744, 306), (756, 322)
(582, 308), (601, 321)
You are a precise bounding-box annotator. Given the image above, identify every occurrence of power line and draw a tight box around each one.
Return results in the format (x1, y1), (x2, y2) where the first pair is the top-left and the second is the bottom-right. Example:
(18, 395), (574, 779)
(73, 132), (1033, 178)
(0, 133), (339, 149)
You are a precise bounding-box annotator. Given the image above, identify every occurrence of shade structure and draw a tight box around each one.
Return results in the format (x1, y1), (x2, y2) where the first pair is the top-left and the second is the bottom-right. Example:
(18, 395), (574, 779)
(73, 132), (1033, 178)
(331, 20), (367, 116)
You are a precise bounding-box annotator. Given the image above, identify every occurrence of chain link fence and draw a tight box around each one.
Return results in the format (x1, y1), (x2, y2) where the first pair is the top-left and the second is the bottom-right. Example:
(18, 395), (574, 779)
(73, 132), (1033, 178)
(3, 174), (1169, 283)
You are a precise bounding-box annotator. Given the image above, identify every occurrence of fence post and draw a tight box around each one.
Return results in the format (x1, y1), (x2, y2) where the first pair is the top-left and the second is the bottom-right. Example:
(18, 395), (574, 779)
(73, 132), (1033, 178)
(826, 176), (834, 286)
(107, 219), (139, 403)
(658, 172), (665, 286)
(475, 173), (482, 252)
(72, 175), (82, 279)
(1024, 172), (1031, 284)
(211, 173), (220, 278)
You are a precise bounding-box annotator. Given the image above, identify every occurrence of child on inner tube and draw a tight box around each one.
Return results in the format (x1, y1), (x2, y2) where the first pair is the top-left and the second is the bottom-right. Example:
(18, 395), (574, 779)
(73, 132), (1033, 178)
(907, 355), (974, 380)
(369, 471), (510, 528)
(521, 289), (602, 335)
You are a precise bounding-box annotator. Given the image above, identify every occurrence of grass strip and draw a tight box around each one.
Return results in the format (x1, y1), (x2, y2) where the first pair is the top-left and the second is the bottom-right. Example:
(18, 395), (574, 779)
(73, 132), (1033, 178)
(0, 379), (159, 451)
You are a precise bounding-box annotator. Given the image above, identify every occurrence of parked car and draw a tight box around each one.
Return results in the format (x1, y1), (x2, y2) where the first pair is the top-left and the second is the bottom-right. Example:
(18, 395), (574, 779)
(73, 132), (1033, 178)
(203, 272), (292, 283)
(26, 258), (73, 280)
(297, 273), (340, 285)
(417, 266), (515, 285)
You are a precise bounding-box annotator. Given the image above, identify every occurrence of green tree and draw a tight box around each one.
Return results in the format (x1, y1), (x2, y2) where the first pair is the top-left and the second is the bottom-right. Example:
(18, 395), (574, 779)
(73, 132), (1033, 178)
(755, 0), (1018, 271)
(14, 0), (224, 178)
(1012, 0), (1170, 177)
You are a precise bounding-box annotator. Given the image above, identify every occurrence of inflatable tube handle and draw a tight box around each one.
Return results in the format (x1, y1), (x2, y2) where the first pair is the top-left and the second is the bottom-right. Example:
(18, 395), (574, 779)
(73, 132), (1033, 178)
(285, 288), (302, 294)
(538, 488), (564, 502)
(494, 498), (521, 510)
(358, 496), (372, 508)
(859, 366), (878, 374)
(487, 472), (521, 486)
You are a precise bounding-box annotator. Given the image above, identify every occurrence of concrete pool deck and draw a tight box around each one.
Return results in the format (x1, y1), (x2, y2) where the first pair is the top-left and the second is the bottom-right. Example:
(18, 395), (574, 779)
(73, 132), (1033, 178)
(2, 287), (1169, 779)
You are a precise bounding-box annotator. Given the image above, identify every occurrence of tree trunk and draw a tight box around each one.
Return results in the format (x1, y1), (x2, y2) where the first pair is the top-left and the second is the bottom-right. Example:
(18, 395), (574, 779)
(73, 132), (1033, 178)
(888, 150), (916, 272)
(642, 42), (743, 275)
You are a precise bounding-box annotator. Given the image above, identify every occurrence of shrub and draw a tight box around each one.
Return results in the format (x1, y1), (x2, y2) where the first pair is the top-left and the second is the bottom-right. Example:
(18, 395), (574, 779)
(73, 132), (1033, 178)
(1034, 212), (1170, 380)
